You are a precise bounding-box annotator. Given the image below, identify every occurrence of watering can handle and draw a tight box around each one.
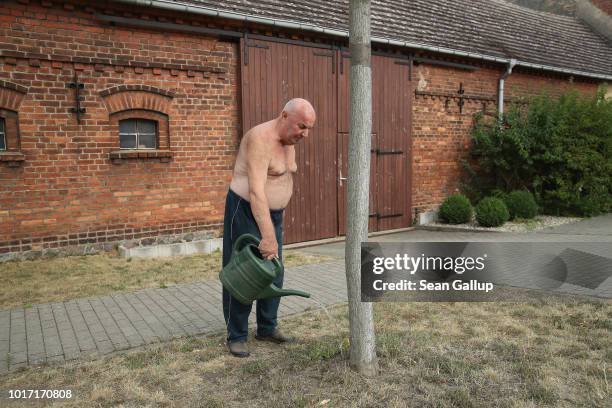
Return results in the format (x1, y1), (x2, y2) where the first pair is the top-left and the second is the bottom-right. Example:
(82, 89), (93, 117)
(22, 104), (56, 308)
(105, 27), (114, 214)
(233, 234), (283, 267)
(271, 255), (282, 270)
(232, 234), (261, 255)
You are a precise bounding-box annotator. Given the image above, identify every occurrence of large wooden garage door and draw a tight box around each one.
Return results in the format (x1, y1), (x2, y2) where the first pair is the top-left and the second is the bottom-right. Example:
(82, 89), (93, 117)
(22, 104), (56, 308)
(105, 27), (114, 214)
(241, 38), (412, 244)
(241, 38), (338, 244)
(337, 53), (413, 234)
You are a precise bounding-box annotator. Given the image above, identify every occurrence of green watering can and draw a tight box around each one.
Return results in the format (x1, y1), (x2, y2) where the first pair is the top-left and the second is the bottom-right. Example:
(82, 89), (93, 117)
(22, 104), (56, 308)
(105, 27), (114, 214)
(220, 234), (311, 305)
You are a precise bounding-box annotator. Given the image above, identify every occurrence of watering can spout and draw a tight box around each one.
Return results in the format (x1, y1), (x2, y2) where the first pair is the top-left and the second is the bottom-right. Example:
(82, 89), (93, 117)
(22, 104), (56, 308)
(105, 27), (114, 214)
(257, 284), (311, 300)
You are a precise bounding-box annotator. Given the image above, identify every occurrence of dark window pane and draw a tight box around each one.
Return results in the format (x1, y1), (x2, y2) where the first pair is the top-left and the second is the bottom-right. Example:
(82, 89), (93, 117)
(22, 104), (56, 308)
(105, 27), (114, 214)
(120, 133), (137, 149)
(0, 118), (5, 150)
(138, 133), (156, 149)
(119, 119), (136, 134)
(138, 120), (156, 134)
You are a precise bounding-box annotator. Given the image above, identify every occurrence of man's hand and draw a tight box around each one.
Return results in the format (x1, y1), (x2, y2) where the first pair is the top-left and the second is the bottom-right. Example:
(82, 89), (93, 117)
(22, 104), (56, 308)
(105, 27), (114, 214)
(258, 236), (278, 260)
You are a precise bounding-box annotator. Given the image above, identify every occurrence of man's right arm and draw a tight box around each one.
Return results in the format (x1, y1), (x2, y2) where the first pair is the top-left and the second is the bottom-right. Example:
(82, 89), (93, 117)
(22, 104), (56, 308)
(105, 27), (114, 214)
(246, 134), (278, 259)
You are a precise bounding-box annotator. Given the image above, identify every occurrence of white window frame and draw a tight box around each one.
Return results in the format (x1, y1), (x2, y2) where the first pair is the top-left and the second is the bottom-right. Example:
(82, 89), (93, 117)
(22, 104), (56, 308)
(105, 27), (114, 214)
(119, 118), (157, 150)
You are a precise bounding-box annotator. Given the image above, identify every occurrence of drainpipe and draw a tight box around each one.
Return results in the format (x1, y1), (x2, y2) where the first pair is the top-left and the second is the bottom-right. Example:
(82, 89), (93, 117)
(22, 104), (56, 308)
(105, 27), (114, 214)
(498, 58), (517, 119)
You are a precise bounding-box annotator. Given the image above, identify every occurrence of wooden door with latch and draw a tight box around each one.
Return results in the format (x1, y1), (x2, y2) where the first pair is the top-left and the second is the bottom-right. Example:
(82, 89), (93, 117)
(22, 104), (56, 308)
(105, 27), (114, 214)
(374, 55), (412, 231)
(240, 37), (338, 244)
(336, 52), (412, 234)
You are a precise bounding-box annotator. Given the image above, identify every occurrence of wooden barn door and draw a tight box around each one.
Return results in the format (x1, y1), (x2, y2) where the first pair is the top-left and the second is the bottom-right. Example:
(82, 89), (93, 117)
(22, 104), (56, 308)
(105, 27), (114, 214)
(336, 53), (412, 234)
(373, 56), (412, 231)
(240, 38), (338, 244)
(241, 39), (412, 244)
(337, 53), (378, 235)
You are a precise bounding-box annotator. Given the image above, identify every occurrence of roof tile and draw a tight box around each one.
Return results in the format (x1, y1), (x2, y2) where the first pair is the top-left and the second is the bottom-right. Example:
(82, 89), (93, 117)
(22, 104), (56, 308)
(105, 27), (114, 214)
(173, 0), (612, 77)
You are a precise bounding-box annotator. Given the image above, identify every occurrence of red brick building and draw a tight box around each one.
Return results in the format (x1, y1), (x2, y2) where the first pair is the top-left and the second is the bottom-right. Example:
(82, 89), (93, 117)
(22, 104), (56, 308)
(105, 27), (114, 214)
(0, 0), (611, 259)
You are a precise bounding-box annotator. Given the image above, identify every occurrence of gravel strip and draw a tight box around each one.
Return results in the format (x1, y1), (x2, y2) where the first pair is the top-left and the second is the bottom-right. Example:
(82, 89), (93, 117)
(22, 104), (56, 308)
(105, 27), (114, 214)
(424, 216), (582, 233)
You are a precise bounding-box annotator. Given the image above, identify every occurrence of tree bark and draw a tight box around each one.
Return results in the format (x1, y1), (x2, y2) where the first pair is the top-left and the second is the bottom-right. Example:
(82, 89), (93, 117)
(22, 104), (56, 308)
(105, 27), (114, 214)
(346, 0), (378, 377)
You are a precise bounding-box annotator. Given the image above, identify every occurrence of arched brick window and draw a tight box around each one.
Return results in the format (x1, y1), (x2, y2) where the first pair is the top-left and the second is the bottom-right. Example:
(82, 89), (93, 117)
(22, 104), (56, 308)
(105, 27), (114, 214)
(0, 81), (27, 167)
(110, 109), (170, 150)
(0, 109), (20, 151)
(99, 85), (175, 163)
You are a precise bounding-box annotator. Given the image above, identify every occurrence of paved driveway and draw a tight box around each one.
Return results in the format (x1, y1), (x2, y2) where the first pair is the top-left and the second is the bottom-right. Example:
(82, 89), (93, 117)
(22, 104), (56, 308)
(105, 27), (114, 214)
(299, 214), (612, 299)
(536, 213), (612, 236)
(299, 214), (612, 258)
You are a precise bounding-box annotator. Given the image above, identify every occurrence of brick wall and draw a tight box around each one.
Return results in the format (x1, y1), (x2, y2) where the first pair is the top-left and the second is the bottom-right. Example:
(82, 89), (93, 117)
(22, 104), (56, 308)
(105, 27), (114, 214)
(0, 0), (240, 255)
(411, 62), (599, 214)
(0, 0), (605, 255)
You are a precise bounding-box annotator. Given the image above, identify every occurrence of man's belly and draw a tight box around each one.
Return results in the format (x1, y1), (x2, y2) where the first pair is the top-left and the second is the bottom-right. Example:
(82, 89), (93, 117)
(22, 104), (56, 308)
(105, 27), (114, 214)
(264, 175), (293, 210)
(229, 174), (293, 210)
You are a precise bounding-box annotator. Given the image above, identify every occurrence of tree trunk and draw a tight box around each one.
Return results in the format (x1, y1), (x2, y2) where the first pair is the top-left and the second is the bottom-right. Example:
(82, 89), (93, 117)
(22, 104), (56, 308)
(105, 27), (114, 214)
(346, 0), (378, 377)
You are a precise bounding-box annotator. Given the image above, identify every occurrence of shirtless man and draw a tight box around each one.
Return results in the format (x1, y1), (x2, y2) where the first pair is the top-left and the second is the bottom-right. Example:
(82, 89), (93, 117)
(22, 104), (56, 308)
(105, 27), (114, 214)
(222, 98), (316, 357)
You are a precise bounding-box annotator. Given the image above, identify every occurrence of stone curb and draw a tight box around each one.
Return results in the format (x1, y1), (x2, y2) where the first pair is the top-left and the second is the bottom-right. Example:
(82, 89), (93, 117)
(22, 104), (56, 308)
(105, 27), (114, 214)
(416, 225), (504, 233)
(118, 238), (223, 258)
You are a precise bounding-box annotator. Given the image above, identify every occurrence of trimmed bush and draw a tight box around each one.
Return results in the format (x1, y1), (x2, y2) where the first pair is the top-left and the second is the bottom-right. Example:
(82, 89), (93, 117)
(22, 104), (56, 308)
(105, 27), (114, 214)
(475, 197), (509, 227)
(439, 194), (473, 224)
(504, 190), (538, 220)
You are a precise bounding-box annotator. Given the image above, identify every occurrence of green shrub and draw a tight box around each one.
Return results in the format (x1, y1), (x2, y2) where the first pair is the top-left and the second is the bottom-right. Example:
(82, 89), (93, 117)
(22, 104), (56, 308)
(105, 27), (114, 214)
(504, 190), (538, 220)
(476, 197), (510, 227)
(439, 194), (473, 224)
(464, 88), (612, 216)
(490, 189), (508, 200)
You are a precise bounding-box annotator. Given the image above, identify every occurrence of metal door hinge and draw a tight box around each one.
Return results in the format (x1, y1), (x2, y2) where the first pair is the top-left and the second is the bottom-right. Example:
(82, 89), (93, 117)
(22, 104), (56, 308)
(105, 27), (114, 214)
(368, 213), (403, 219)
(372, 149), (403, 155)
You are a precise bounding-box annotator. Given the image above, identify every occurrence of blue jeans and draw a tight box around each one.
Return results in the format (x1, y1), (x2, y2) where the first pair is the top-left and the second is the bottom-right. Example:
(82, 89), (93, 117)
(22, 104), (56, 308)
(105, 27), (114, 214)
(222, 189), (284, 343)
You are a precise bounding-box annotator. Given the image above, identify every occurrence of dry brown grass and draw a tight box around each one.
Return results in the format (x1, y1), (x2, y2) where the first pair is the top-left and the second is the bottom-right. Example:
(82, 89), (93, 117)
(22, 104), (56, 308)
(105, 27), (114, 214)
(0, 250), (333, 309)
(1, 296), (609, 407)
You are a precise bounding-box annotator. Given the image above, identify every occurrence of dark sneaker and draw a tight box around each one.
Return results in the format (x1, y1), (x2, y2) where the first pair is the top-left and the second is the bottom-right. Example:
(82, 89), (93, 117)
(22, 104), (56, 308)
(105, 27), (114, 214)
(228, 341), (250, 358)
(255, 329), (293, 344)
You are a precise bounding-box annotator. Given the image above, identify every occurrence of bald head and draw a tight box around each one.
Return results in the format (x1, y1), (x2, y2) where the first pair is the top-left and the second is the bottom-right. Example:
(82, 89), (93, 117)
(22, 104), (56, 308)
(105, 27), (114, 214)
(282, 98), (316, 120)
(278, 98), (316, 145)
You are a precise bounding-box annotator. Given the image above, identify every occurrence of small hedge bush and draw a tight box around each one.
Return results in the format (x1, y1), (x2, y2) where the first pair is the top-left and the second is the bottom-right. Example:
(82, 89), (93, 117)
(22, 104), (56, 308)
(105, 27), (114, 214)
(439, 194), (473, 224)
(476, 197), (509, 227)
(504, 190), (538, 220)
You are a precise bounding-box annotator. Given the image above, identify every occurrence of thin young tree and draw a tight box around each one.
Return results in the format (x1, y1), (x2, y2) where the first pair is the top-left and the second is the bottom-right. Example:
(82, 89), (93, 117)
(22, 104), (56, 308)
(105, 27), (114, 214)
(346, 0), (378, 376)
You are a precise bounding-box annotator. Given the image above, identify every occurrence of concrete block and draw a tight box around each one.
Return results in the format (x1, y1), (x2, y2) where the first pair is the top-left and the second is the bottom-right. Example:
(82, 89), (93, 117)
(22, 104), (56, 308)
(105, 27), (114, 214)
(118, 238), (223, 259)
(209, 238), (222, 252)
(142, 246), (161, 258)
(118, 245), (129, 258)
(417, 210), (438, 225)
(170, 243), (183, 256)
(192, 240), (207, 253)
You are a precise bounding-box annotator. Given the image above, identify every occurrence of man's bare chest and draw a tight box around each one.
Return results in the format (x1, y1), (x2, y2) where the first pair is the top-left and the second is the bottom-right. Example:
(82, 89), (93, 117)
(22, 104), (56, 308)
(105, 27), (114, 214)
(268, 147), (297, 177)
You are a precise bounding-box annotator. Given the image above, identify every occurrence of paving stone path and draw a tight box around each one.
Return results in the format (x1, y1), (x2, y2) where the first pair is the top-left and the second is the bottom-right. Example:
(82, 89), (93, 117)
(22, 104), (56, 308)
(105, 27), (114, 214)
(2, 214), (611, 374)
(0, 261), (346, 374)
